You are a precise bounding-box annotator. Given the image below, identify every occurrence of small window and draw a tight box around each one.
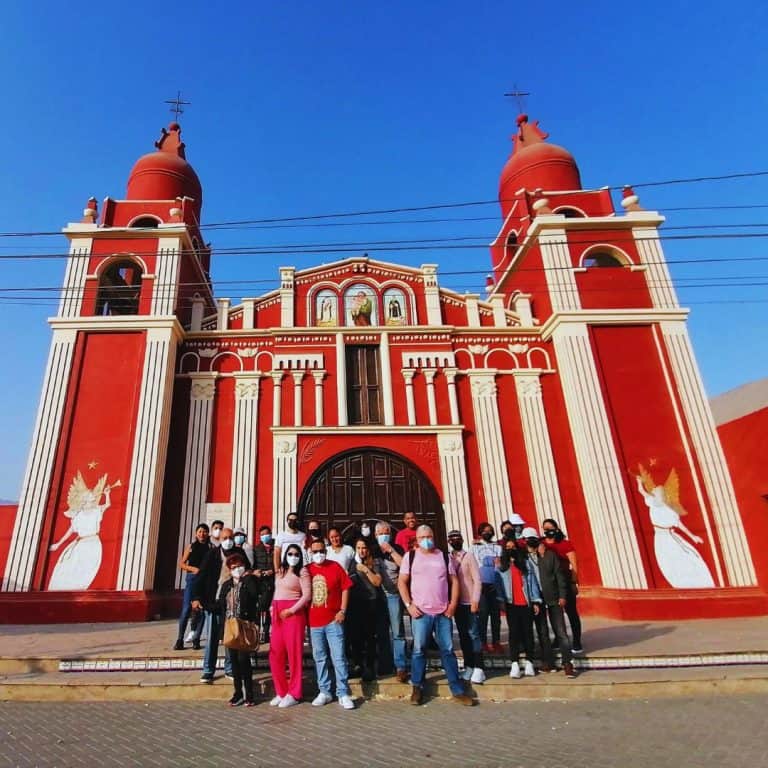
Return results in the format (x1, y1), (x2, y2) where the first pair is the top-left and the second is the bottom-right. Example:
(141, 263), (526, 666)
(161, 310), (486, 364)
(130, 216), (160, 228)
(346, 345), (381, 425)
(583, 252), (623, 268)
(558, 207), (585, 218)
(506, 231), (518, 248)
(95, 259), (143, 315)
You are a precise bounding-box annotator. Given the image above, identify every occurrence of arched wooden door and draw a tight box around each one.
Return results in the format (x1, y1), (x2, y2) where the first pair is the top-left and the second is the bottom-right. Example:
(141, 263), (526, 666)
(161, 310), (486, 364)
(298, 449), (445, 545)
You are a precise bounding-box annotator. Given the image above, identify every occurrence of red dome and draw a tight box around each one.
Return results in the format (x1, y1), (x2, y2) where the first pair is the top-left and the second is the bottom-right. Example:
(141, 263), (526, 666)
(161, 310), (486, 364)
(126, 123), (203, 217)
(499, 115), (580, 212)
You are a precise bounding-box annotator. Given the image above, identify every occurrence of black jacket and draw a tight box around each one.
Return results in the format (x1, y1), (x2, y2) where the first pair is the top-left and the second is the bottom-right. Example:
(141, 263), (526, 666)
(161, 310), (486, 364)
(218, 574), (261, 621)
(192, 545), (251, 610)
(250, 543), (276, 610)
(532, 548), (568, 606)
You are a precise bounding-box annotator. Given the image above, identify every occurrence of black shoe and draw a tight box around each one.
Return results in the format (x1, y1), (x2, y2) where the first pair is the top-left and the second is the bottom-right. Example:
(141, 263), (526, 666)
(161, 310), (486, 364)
(362, 667), (375, 682)
(228, 695), (245, 707)
(172, 640), (184, 651)
(200, 673), (214, 684)
(192, 640), (201, 650)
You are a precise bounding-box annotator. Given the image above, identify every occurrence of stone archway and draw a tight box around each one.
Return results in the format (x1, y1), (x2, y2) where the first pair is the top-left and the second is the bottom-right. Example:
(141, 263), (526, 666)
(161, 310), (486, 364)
(297, 448), (445, 545)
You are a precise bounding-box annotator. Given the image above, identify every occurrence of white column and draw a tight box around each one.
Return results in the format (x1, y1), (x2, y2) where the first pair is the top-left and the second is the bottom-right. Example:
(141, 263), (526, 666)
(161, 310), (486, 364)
(444, 367), (460, 426)
(2, 329), (78, 592)
(423, 369), (438, 425)
(58, 238), (92, 318)
(335, 333), (348, 427)
(379, 331), (395, 426)
(465, 294), (481, 327)
(551, 323), (647, 589)
(216, 298), (230, 331)
(422, 264), (442, 325)
(230, 373), (262, 536)
(175, 372), (217, 588)
(150, 239), (181, 315)
(538, 226), (581, 312)
(271, 371), (284, 427)
(437, 432), (473, 541)
(312, 370), (326, 426)
(513, 371), (566, 528)
(292, 371), (305, 427)
(467, 370), (515, 534)
(631, 221), (679, 309)
(272, 433), (298, 531)
(280, 268), (295, 328)
(402, 370), (416, 425)
(117, 325), (179, 591)
(661, 320), (756, 586)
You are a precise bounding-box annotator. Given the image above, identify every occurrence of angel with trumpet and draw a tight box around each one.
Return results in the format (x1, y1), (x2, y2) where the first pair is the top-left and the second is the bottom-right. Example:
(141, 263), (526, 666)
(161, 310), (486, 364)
(634, 463), (714, 588)
(48, 470), (121, 591)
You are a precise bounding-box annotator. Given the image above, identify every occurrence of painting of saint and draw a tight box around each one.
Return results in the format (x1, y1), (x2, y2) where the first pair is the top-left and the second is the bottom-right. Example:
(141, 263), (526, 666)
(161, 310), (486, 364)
(345, 284), (377, 326)
(384, 288), (407, 326)
(315, 290), (337, 327)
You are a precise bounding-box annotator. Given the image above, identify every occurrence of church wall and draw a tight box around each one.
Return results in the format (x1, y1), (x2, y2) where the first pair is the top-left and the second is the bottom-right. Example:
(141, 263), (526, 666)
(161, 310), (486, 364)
(38, 331), (145, 590)
(0, 505), (18, 584)
(499, 246), (553, 320)
(253, 383), (275, 532)
(207, 376), (235, 504)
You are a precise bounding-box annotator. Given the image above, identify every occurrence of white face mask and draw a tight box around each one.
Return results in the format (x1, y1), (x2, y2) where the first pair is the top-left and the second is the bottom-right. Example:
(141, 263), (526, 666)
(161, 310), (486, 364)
(286, 554), (301, 566)
(361, 526), (371, 537)
(221, 538), (234, 550)
(231, 566), (246, 579)
(211, 528), (222, 539)
(311, 552), (326, 565)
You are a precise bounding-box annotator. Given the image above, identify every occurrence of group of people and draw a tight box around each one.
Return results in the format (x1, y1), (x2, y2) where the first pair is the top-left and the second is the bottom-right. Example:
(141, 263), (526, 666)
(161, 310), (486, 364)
(174, 510), (583, 708)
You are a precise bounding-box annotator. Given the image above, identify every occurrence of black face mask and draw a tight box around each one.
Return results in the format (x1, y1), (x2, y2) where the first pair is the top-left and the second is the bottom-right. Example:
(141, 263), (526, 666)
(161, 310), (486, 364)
(543, 529), (556, 539)
(503, 529), (516, 541)
(309, 529), (321, 539)
(480, 531), (493, 542)
(449, 540), (463, 551)
(287, 519), (299, 530)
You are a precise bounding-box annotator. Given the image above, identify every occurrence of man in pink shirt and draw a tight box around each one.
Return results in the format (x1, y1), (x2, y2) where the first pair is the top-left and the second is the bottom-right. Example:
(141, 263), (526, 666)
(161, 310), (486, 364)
(447, 529), (485, 684)
(398, 525), (475, 707)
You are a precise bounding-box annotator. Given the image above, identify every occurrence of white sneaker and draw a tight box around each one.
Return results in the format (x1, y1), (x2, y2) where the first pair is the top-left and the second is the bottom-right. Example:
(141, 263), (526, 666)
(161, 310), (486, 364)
(509, 662), (522, 679)
(470, 667), (486, 684)
(269, 695), (283, 707)
(461, 666), (473, 681)
(184, 630), (195, 643)
(523, 660), (536, 677)
(278, 694), (299, 708)
(312, 692), (333, 707)
(338, 695), (355, 710)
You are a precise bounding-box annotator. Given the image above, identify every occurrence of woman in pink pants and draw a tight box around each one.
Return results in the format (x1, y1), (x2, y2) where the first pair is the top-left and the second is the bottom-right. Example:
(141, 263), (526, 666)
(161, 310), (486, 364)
(269, 543), (311, 707)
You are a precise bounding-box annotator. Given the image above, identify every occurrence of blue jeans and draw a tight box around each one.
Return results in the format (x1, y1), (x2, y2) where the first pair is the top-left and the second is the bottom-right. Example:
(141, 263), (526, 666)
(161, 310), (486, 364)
(310, 621), (350, 698)
(176, 575), (203, 643)
(202, 609), (222, 676)
(385, 592), (409, 671)
(411, 612), (464, 695)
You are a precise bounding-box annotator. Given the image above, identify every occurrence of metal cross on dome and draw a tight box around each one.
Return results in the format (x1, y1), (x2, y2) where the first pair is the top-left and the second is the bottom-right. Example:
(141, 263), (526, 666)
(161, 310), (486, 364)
(164, 91), (191, 120)
(504, 85), (530, 113)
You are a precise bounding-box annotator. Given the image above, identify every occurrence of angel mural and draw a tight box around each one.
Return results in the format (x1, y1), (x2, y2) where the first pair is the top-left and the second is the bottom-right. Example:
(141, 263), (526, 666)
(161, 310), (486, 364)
(48, 471), (121, 591)
(383, 287), (406, 326)
(634, 463), (714, 588)
(315, 290), (337, 327)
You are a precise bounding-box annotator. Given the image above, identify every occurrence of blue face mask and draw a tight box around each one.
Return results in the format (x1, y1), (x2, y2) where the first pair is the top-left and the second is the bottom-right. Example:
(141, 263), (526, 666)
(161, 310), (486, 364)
(376, 534), (390, 545)
(260, 534), (271, 544)
(419, 538), (434, 551)
(234, 535), (246, 545)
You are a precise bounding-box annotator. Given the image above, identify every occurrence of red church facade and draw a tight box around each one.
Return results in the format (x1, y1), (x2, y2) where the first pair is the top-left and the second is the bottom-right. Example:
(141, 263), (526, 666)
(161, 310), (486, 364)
(2, 116), (765, 622)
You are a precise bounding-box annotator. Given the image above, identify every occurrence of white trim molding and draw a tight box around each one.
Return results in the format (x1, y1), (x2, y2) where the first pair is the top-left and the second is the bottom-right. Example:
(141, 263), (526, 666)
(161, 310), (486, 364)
(512, 370), (566, 528)
(437, 431), (473, 541)
(2, 328), (78, 592)
(272, 433), (298, 531)
(660, 320), (756, 586)
(174, 372), (218, 588)
(632, 226), (679, 309)
(150, 238), (181, 316)
(58, 238), (92, 318)
(538, 227), (581, 312)
(551, 323), (647, 590)
(230, 372), (262, 534)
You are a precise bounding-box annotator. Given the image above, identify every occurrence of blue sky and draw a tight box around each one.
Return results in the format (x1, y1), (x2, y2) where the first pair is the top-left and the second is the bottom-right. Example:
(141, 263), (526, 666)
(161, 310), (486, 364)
(0, 1), (766, 498)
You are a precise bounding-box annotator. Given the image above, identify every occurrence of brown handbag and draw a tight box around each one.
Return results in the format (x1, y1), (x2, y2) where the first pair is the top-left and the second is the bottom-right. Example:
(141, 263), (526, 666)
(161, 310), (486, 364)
(223, 616), (260, 651)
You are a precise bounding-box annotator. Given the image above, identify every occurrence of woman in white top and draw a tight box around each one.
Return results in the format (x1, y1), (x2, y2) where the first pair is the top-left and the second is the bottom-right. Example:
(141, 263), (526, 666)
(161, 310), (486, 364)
(326, 527), (355, 571)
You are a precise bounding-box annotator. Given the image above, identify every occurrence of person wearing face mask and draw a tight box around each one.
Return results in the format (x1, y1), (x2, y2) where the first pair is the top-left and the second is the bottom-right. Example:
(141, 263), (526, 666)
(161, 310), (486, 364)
(173, 522), (211, 651)
(274, 513), (306, 570)
(520, 527), (556, 673)
(541, 518), (583, 654)
(268, 543), (311, 707)
(303, 520), (326, 560)
(470, 522), (503, 655)
(373, 521), (408, 682)
(251, 525), (276, 644)
(192, 527), (251, 683)
(233, 527), (254, 567)
(347, 538), (383, 681)
(446, 530), (484, 684)
(398, 525), (474, 707)
(307, 539), (356, 710)
(210, 519), (224, 546)
(326, 527), (355, 571)
(218, 553), (260, 707)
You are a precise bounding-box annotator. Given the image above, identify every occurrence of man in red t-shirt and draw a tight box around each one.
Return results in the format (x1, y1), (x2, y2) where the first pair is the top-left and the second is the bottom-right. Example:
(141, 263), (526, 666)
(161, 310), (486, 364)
(394, 511), (419, 552)
(541, 518), (583, 653)
(307, 539), (356, 710)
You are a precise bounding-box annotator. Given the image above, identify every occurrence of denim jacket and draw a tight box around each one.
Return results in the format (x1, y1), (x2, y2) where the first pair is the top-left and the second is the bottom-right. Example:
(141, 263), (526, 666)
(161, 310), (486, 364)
(494, 552), (542, 606)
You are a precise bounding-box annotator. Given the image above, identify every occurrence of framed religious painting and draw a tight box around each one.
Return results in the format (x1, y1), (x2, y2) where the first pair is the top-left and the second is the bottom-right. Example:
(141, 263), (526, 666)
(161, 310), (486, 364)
(344, 284), (377, 326)
(315, 289), (338, 327)
(383, 287), (407, 326)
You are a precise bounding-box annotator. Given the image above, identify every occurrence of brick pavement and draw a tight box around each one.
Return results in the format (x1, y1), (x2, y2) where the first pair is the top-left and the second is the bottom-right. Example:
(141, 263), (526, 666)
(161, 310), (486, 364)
(1, 696), (767, 768)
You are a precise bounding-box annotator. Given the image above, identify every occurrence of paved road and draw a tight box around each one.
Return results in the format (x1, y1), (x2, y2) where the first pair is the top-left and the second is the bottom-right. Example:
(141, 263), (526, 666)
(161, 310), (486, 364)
(0, 695), (766, 768)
